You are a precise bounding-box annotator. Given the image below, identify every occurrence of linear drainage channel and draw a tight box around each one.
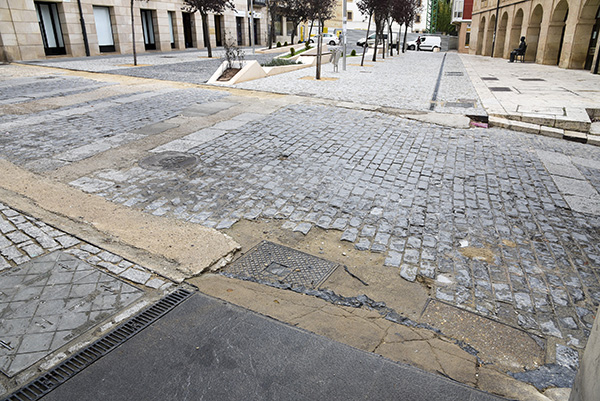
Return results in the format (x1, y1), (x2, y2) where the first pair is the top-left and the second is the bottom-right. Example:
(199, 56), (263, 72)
(2, 288), (194, 401)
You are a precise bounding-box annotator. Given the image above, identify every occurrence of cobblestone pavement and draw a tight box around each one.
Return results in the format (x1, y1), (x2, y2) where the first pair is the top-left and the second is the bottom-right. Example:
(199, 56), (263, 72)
(26, 49), (283, 85)
(0, 202), (172, 290)
(68, 103), (600, 352)
(0, 75), (226, 172)
(235, 52), (487, 117)
(2, 59), (600, 371)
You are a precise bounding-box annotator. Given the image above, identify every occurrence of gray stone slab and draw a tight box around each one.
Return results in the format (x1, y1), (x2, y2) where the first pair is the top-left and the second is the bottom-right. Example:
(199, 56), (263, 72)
(129, 122), (179, 136)
(552, 176), (598, 198)
(563, 195), (600, 215)
(40, 293), (507, 401)
(543, 163), (584, 179)
(184, 128), (226, 143)
(0, 251), (143, 377)
(536, 150), (572, 166)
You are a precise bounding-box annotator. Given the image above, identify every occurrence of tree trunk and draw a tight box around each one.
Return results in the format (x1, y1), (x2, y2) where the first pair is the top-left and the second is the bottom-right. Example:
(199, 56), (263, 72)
(316, 19), (322, 79)
(201, 12), (212, 58)
(308, 20), (314, 43)
(267, 2), (272, 49)
(131, 0), (137, 66)
(389, 21), (393, 57)
(360, 13), (372, 67)
(290, 22), (297, 45)
(402, 23), (408, 53)
(397, 25), (401, 55)
(372, 19), (379, 62)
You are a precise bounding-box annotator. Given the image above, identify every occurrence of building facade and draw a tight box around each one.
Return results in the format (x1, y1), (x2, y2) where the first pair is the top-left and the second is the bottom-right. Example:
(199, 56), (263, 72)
(0, 0), (268, 62)
(470, 0), (600, 73)
(452, 0), (473, 53)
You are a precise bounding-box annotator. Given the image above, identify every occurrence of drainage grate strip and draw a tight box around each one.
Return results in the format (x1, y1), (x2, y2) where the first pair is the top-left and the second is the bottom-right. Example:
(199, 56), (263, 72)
(2, 288), (194, 401)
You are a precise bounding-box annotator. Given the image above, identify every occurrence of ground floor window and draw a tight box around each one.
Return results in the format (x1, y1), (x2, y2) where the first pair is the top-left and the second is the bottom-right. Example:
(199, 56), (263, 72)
(35, 2), (66, 56)
(93, 6), (115, 52)
(141, 9), (156, 50)
(168, 11), (176, 49)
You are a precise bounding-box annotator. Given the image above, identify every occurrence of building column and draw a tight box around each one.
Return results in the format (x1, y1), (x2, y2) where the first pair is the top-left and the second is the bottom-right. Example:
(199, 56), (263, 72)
(566, 19), (596, 68)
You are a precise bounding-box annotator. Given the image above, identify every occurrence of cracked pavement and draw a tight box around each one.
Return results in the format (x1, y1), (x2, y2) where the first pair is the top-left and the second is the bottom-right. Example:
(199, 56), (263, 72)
(1, 51), (599, 400)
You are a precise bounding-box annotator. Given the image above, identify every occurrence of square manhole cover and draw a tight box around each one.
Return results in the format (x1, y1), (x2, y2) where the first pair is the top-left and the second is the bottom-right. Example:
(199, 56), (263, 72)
(445, 102), (475, 108)
(518, 78), (546, 81)
(0, 251), (144, 377)
(489, 87), (512, 92)
(222, 241), (339, 289)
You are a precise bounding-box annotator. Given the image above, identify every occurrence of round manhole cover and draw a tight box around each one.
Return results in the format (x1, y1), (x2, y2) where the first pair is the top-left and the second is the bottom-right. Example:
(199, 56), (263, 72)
(139, 152), (199, 170)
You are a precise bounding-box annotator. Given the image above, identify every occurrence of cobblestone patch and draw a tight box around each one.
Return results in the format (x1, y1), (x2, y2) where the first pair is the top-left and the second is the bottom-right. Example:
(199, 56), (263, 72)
(235, 52), (486, 116)
(0, 203), (171, 291)
(72, 104), (600, 348)
(0, 83), (226, 170)
(29, 50), (283, 84)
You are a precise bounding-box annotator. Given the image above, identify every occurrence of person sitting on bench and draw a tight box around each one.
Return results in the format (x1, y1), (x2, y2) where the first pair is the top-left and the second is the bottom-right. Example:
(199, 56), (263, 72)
(509, 37), (527, 62)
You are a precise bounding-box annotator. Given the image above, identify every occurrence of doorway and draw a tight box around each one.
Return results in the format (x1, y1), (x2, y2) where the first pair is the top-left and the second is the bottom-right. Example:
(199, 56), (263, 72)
(183, 12), (194, 48)
(141, 9), (156, 50)
(35, 2), (66, 56)
(93, 6), (115, 52)
(214, 15), (223, 47)
(236, 17), (244, 45)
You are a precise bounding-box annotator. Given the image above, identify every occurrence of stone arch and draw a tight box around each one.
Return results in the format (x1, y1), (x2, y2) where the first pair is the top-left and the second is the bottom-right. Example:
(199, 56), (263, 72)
(581, 0), (600, 70)
(544, 0), (569, 65)
(484, 14), (496, 56)
(509, 9), (524, 52)
(495, 12), (509, 58)
(526, 4), (544, 62)
(477, 16), (486, 55)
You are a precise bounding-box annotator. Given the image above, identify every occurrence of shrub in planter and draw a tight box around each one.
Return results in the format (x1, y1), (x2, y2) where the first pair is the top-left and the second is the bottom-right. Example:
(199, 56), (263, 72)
(351, 49), (356, 56)
(277, 41), (282, 47)
(290, 47), (295, 56)
(284, 41), (288, 46)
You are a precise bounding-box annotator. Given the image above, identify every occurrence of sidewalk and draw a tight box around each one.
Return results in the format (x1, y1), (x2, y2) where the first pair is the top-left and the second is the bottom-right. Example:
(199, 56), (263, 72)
(1, 53), (599, 401)
(460, 53), (600, 144)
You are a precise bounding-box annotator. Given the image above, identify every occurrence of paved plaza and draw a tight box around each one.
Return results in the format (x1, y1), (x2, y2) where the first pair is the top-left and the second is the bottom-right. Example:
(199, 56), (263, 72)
(1, 48), (600, 400)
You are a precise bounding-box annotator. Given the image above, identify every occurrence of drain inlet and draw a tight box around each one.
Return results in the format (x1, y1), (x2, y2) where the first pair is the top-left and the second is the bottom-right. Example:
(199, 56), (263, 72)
(2, 288), (194, 401)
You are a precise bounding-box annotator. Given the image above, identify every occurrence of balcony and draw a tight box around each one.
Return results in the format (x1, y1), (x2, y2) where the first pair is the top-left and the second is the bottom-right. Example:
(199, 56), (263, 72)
(252, 0), (266, 6)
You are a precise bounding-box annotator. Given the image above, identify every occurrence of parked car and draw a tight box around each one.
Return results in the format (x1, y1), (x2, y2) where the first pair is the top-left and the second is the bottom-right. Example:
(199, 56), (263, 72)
(308, 33), (340, 46)
(405, 36), (442, 51)
(356, 33), (399, 48)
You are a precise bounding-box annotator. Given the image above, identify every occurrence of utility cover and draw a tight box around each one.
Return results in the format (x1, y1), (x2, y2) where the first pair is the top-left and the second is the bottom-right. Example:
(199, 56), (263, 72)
(0, 251), (144, 377)
(222, 241), (339, 289)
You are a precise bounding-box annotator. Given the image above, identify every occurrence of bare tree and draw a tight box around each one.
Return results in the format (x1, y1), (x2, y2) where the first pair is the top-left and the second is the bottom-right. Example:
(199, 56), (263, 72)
(279, 0), (309, 45)
(306, 0), (336, 79)
(265, 0), (283, 49)
(391, 0), (420, 54)
(183, 0), (235, 58)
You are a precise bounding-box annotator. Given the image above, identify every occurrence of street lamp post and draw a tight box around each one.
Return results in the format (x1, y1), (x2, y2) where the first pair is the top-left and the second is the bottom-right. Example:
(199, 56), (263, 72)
(342, 0), (347, 71)
(250, 0), (255, 54)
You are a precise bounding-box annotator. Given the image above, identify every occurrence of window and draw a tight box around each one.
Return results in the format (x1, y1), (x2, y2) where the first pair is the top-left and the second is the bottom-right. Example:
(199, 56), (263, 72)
(141, 9), (156, 50)
(274, 16), (282, 36)
(347, 11), (353, 21)
(168, 11), (176, 48)
(35, 2), (66, 55)
(415, 14), (421, 23)
(93, 6), (115, 52)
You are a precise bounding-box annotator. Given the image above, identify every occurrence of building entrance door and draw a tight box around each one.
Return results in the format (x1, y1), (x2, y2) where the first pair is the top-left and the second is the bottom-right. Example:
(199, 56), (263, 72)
(35, 2), (66, 56)
(183, 13), (194, 48)
(585, 6), (600, 70)
(141, 9), (156, 50)
(236, 17), (244, 45)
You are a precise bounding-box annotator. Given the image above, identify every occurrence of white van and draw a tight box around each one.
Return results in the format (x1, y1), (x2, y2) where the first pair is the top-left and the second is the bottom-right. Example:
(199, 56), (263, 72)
(356, 33), (400, 49)
(405, 36), (442, 51)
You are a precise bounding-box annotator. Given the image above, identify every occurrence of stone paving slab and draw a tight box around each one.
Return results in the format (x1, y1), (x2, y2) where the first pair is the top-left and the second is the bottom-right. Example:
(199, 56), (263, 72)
(70, 103), (600, 352)
(0, 251), (143, 377)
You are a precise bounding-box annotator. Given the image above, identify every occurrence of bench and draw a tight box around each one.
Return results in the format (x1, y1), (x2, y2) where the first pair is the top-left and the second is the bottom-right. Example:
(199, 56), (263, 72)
(515, 44), (527, 62)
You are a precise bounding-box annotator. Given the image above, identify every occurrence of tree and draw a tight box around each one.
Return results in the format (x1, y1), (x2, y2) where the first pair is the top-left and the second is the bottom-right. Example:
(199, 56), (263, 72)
(131, 0), (137, 65)
(358, 0), (391, 62)
(183, 0), (235, 57)
(436, 0), (455, 34)
(279, 0), (309, 46)
(306, 0), (336, 79)
(266, 0), (283, 49)
(390, 0), (420, 54)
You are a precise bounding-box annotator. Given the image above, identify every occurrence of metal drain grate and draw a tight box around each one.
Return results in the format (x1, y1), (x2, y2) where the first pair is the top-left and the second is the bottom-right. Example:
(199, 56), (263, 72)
(222, 241), (339, 289)
(445, 102), (475, 108)
(139, 152), (199, 170)
(518, 78), (545, 81)
(444, 72), (464, 76)
(481, 77), (498, 81)
(489, 87), (512, 92)
(2, 288), (194, 401)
